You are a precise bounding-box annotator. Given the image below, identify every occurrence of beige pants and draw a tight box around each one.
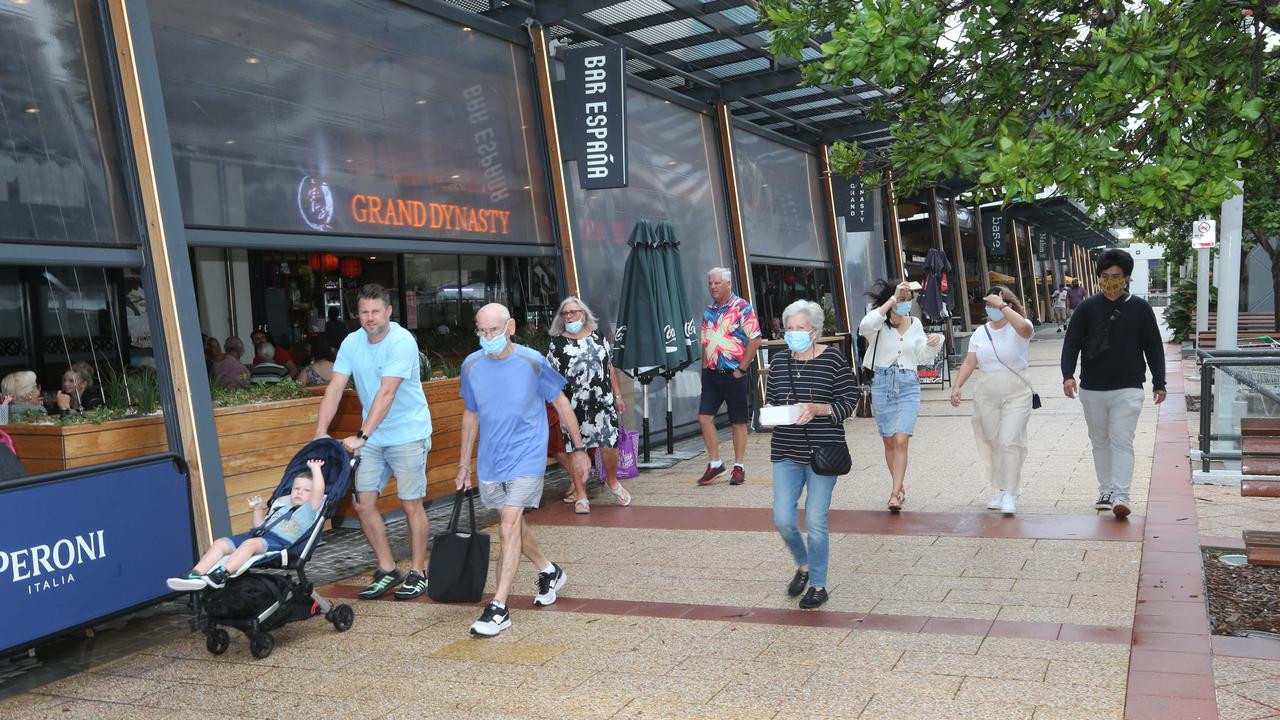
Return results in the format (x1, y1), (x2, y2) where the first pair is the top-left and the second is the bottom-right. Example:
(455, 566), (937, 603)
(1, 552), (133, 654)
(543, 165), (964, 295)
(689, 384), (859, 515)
(971, 370), (1033, 496)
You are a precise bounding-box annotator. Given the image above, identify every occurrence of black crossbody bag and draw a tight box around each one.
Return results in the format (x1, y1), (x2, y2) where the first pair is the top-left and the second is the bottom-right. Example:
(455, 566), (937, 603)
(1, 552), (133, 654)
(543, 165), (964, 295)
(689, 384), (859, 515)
(785, 351), (853, 476)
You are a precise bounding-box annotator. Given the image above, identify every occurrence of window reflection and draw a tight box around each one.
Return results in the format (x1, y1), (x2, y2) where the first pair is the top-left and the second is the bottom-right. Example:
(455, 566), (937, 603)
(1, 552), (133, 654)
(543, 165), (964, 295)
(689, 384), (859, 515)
(751, 264), (840, 338)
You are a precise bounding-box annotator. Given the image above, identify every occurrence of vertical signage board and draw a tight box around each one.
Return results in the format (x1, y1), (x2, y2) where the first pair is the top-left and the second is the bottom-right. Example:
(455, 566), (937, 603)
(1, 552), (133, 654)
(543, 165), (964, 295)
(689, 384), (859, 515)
(562, 44), (628, 190)
(831, 175), (873, 232)
(983, 210), (1008, 257)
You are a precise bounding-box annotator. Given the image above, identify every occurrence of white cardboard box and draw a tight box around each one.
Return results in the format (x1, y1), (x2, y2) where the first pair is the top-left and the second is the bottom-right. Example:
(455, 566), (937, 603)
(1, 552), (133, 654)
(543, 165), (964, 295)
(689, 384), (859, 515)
(759, 404), (802, 427)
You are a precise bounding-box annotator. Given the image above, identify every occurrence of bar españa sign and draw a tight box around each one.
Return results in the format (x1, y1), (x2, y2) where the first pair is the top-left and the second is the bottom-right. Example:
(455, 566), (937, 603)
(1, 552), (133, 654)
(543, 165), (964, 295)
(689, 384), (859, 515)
(562, 44), (628, 190)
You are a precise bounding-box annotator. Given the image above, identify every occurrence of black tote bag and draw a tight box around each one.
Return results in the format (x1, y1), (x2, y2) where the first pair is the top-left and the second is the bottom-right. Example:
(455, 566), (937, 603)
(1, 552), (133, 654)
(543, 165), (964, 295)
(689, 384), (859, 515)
(427, 490), (490, 603)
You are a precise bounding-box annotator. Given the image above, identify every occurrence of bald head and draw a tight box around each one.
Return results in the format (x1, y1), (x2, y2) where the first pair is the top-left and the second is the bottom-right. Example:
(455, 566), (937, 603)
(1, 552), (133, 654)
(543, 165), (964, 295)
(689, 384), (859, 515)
(476, 303), (514, 344)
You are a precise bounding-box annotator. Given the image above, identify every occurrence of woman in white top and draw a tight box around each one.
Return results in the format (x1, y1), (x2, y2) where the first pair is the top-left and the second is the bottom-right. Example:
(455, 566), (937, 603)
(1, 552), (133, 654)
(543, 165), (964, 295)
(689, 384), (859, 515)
(949, 286), (1035, 515)
(860, 280), (945, 512)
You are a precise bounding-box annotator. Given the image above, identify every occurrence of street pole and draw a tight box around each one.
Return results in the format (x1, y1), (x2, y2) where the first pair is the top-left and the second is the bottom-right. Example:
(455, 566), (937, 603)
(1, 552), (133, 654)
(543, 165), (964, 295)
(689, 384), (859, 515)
(1196, 248), (1210, 335)
(1217, 180), (1244, 350)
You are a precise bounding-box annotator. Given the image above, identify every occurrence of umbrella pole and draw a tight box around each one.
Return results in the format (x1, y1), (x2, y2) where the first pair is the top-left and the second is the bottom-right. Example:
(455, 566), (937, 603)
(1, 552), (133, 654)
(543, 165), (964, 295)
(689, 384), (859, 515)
(665, 375), (675, 455)
(642, 379), (652, 463)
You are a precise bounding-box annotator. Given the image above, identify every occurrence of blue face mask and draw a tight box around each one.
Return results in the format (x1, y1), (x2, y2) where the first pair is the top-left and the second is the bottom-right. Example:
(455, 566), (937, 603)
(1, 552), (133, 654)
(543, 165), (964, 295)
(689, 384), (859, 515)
(479, 334), (508, 355)
(895, 301), (913, 317)
(564, 320), (584, 334)
(784, 331), (813, 353)
(985, 307), (1005, 322)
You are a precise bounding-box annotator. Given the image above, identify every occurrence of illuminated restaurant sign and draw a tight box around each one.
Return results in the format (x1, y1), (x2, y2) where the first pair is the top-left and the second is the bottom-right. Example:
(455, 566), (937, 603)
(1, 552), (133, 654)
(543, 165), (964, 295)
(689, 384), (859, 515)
(295, 176), (512, 237)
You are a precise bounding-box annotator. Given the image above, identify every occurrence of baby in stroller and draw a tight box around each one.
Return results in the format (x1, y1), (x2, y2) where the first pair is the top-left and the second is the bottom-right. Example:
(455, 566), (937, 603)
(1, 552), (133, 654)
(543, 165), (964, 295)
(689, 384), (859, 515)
(167, 458), (326, 591)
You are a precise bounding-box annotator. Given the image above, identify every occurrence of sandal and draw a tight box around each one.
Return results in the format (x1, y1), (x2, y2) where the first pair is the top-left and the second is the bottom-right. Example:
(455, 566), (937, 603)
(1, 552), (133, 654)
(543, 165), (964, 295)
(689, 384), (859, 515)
(562, 492), (578, 504)
(574, 498), (590, 514)
(888, 489), (905, 513)
(606, 482), (632, 507)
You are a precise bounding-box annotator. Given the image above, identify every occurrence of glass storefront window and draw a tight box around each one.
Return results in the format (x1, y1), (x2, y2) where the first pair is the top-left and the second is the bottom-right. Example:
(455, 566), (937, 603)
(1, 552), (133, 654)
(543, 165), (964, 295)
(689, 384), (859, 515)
(733, 131), (828, 263)
(152, 0), (552, 245)
(0, 0), (137, 246)
(750, 264), (839, 339)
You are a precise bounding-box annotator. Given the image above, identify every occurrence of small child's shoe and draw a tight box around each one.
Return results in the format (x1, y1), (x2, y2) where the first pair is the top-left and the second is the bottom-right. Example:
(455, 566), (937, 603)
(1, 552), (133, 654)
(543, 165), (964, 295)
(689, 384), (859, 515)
(204, 566), (230, 589)
(166, 571), (207, 592)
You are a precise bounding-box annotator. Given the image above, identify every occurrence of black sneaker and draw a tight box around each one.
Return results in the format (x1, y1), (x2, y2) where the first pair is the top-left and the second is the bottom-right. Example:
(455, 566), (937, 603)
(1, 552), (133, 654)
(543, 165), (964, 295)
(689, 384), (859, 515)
(799, 586), (829, 610)
(729, 466), (746, 485)
(1112, 498), (1131, 519)
(470, 602), (511, 637)
(1094, 493), (1113, 511)
(394, 571), (428, 600)
(787, 569), (809, 598)
(696, 464), (725, 486)
(534, 563), (567, 606)
(204, 566), (229, 590)
(358, 568), (405, 600)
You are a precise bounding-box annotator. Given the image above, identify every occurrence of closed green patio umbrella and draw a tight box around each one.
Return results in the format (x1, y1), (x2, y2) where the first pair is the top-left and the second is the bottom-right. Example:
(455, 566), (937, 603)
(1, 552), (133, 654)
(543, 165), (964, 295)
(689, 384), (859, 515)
(652, 221), (699, 452)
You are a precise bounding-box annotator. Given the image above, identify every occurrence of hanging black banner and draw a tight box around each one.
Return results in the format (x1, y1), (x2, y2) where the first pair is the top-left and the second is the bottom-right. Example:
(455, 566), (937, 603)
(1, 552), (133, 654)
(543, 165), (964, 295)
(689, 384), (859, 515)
(561, 44), (628, 190)
(983, 210), (1008, 257)
(1034, 228), (1050, 259)
(831, 175), (873, 232)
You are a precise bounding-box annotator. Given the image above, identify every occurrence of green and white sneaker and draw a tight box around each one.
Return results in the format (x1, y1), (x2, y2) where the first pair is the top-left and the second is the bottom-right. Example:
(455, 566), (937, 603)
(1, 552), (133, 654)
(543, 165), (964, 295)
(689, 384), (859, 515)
(166, 571), (206, 592)
(394, 571), (428, 600)
(358, 568), (405, 600)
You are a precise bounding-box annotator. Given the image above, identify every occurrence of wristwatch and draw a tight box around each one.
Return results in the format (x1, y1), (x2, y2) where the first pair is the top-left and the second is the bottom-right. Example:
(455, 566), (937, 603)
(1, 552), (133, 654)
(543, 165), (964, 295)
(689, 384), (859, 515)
(569, 446), (585, 453)
(355, 429), (368, 440)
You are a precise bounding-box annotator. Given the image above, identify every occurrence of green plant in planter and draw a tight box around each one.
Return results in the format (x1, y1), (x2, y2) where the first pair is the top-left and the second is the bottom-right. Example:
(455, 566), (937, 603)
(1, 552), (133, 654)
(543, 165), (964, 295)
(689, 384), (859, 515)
(211, 379), (311, 408)
(1164, 277), (1216, 344)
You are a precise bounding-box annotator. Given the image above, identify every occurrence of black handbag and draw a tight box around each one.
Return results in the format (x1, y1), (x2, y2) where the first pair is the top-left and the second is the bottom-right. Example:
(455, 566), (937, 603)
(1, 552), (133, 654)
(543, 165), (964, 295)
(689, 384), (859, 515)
(427, 489), (490, 603)
(785, 353), (853, 476)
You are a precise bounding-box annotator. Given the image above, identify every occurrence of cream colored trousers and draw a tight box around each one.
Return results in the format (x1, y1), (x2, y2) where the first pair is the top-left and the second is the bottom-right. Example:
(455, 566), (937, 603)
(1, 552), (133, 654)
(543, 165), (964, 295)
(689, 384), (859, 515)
(971, 370), (1033, 496)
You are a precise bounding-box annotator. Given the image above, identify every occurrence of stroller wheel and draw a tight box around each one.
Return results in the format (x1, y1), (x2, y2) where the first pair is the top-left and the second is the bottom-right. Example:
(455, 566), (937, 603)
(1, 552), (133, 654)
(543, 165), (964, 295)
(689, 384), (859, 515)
(205, 628), (230, 655)
(327, 604), (354, 632)
(249, 632), (274, 659)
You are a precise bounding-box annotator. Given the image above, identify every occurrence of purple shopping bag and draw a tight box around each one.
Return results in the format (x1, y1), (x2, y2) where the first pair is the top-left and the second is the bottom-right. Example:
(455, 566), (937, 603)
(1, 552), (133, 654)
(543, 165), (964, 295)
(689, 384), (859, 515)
(596, 419), (640, 480)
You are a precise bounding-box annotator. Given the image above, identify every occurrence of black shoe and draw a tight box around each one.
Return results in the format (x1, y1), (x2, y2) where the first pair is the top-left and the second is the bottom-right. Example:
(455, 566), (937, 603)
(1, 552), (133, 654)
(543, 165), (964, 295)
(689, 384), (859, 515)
(696, 464), (725, 486)
(787, 569), (809, 598)
(799, 586), (829, 610)
(729, 466), (746, 485)
(1093, 493), (1113, 511)
(204, 566), (229, 590)
(358, 567), (405, 600)
(470, 602), (511, 637)
(394, 571), (428, 600)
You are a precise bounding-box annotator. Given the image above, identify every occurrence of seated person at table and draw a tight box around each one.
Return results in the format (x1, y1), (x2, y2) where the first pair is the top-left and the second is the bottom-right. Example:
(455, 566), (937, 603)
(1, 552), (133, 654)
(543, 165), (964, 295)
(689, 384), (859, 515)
(167, 459), (325, 591)
(1, 371), (48, 418)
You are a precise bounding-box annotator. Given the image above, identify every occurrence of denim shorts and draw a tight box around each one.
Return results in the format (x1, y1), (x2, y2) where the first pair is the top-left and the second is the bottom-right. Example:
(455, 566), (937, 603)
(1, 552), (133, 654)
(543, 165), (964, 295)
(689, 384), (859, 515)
(871, 367), (921, 437)
(355, 437), (430, 500)
(226, 530), (291, 553)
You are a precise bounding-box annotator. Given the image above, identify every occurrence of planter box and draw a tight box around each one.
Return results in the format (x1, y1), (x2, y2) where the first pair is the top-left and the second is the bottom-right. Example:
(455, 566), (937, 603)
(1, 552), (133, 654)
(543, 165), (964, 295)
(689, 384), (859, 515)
(5, 395), (324, 535)
(316, 378), (471, 522)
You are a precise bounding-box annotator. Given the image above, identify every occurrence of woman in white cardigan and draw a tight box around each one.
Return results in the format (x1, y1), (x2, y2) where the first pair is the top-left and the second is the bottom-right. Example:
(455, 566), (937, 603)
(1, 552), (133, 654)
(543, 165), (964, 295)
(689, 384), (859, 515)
(860, 280), (944, 512)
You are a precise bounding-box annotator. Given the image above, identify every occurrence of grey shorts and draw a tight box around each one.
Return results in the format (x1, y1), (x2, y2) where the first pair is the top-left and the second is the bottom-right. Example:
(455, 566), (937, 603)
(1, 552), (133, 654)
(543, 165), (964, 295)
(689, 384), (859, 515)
(354, 438), (430, 501)
(478, 476), (545, 510)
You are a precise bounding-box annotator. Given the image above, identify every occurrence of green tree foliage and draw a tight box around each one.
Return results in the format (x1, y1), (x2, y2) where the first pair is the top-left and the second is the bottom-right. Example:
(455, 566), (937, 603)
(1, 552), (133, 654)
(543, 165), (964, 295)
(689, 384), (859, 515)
(762, 0), (1276, 230)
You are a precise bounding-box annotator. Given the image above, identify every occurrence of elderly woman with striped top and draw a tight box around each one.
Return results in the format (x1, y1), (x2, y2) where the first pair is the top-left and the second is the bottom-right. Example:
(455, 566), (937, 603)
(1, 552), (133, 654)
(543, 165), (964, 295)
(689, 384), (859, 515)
(763, 300), (857, 610)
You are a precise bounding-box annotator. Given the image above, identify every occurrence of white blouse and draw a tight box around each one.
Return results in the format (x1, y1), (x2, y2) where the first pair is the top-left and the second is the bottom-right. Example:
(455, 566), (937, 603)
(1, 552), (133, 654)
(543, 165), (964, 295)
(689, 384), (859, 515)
(968, 321), (1033, 372)
(859, 310), (940, 369)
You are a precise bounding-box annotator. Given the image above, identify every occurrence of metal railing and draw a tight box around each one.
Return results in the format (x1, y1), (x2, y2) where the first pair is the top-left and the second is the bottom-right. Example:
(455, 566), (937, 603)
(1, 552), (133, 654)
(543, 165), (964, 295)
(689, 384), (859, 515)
(1197, 348), (1280, 472)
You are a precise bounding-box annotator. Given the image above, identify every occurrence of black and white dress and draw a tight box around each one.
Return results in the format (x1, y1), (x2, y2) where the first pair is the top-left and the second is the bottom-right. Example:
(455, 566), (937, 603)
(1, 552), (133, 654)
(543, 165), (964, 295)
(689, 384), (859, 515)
(546, 331), (620, 452)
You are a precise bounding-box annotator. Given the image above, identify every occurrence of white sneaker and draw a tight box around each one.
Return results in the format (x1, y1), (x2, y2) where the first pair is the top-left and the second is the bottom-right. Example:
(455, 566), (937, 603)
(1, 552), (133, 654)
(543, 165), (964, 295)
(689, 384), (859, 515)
(534, 563), (567, 606)
(166, 574), (206, 592)
(469, 602), (511, 637)
(986, 491), (1005, 510)
(1000, 493), (1016, 516)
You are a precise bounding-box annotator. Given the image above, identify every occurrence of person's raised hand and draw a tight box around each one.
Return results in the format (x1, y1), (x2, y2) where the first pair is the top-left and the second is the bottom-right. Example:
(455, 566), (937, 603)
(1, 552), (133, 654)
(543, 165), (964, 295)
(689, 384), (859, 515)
(895, 281), (912, 300)
(307, 458), (325, 471)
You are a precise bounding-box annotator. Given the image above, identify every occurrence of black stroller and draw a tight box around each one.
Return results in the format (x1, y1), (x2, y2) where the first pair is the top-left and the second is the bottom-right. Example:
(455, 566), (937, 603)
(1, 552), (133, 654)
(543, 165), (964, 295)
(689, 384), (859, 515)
(191, 438), (356, 659)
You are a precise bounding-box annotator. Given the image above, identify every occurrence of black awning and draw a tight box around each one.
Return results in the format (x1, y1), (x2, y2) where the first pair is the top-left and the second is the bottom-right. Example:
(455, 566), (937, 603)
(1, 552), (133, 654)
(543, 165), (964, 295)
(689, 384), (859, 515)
(995, 196), (1118, 248)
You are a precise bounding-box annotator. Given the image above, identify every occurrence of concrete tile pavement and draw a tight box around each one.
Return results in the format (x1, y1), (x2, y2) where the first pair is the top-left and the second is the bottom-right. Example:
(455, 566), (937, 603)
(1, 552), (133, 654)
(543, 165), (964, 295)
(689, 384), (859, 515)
(1, 336), (1246, 719)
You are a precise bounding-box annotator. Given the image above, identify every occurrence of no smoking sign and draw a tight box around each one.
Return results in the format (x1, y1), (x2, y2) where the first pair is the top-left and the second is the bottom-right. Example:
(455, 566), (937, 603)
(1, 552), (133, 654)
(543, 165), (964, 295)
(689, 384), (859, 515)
(1192, 218), (1217, 249)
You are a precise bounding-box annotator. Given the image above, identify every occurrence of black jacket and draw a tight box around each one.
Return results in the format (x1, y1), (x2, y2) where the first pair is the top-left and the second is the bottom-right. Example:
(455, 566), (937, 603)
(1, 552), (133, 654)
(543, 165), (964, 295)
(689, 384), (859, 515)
(1061, 293), (1166, 391)
(920, 248), (952, 321)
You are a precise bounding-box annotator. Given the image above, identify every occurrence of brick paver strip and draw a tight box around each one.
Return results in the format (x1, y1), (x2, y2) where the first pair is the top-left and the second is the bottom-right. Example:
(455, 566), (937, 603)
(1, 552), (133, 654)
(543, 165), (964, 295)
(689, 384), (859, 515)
(531, 501), (1146, 542)
(1124, 351), (1219, 720)
(318, 583), (1131, 644)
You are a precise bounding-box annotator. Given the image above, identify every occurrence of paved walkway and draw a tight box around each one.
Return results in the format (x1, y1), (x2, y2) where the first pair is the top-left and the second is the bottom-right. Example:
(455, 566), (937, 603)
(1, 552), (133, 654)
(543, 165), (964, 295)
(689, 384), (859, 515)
(3, 336), (1280, 719)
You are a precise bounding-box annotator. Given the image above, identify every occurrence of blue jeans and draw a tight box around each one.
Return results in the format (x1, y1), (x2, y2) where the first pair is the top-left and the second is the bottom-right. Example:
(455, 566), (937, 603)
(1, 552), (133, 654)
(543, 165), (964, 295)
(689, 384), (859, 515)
(772, 460), (838, 588)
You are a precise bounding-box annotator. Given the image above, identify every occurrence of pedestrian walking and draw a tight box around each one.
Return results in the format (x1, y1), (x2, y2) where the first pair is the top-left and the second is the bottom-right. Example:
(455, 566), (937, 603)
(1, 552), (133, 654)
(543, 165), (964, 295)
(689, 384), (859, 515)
(314, 284), (432, 600)
(546, 296), (631, 514)
(860, 280), (944, 512)
(1061, 249), (1166, 519)
(764, 300), (857, 610)
(1053, 285), (1069, 331)
(459, 303), (590, 637)
(696, 267), (763, 487)
(1066, 281), (1086, 318)
(950, 287), (1035, 515)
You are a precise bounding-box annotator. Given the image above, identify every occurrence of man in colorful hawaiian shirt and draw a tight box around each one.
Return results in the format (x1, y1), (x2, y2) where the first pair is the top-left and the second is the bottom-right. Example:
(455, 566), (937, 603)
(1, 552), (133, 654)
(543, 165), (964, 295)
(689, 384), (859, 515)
(696, 267), (762, 486)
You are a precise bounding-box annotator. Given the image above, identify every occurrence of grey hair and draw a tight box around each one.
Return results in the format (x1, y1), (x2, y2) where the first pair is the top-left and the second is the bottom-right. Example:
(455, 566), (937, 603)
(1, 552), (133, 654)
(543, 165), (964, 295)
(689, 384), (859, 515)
(549, 296), (599, 337)
(781, 300), (824, 333)
(707, 267), (733, 282)
(257, 341), (275, 358)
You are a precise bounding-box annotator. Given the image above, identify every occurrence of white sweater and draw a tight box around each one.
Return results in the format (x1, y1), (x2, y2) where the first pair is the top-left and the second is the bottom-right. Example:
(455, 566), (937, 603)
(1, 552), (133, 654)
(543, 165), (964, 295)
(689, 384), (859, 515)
(859, 310), (940, 369)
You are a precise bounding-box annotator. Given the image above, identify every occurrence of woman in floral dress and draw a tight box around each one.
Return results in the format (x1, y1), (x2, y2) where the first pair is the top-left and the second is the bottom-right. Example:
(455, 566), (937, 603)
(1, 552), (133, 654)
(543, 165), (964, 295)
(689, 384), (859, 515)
(547, 296), (631, 513)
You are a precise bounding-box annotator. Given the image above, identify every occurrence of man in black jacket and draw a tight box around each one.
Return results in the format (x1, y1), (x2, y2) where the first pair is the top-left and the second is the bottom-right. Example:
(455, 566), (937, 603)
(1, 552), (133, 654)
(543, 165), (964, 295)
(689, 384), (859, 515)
(1061, 249), (1167, 519)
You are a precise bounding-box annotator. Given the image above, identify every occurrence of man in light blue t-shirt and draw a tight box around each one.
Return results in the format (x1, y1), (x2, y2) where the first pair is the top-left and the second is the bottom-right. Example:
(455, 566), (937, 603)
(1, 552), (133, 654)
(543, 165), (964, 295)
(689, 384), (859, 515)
(459, 303), (590, 638)
(315, 284), (432, 601)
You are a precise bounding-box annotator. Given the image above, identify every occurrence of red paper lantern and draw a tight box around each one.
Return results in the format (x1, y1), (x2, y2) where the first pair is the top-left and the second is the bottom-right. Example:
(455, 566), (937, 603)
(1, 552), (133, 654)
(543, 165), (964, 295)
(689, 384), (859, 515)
(339, 257), (362, 278)
(308, 253), (339, 273)
(782, 273), (798, 285)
